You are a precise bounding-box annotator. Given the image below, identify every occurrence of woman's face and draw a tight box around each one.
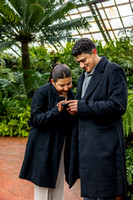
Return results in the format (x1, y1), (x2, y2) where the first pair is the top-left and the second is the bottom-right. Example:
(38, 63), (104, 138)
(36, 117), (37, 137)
(51, 77), (72, 96)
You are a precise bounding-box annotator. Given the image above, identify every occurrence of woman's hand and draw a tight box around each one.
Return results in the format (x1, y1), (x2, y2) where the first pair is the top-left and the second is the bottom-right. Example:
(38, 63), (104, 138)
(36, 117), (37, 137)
(57, 100), (67, 112)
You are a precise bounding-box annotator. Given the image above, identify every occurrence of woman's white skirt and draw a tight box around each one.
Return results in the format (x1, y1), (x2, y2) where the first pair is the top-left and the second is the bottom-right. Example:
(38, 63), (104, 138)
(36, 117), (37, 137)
(34, 143), (65, 200)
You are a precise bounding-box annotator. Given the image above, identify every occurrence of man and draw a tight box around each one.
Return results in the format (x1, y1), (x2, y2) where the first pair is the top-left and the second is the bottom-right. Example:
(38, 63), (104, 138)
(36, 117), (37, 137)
(68, 38), (127, 200)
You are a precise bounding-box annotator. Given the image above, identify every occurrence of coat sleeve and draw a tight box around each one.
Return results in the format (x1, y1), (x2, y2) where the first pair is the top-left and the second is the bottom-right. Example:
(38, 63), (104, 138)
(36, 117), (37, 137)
(30, 86), (62, 127)
(78, 66), (127, 119)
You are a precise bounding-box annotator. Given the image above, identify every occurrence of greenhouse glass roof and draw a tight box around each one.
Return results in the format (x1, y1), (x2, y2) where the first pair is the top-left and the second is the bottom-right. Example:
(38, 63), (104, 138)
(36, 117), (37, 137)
(7, 0), (133, 53)
(66, 0), (133, 44)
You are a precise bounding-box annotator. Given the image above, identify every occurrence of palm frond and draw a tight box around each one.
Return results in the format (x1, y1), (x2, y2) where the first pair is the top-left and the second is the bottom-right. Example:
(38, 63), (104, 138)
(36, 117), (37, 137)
(37, 0), (55, 9)
(35, 1), (75, 30)
(0, 41), (16, 51)
(0, 79), (18, 95)
(0, 0), (20, 22)
(46, 1), (75, 24)
(46, 16), (92, 32)
(9, 0), (26, 19)
(27, 3), (45, 30)
(0, 12), (6, 23)
(25, 70), (50, 94)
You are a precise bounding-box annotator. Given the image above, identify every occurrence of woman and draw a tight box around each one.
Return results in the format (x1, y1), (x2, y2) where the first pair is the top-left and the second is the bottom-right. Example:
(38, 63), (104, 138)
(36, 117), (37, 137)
(19, 63), (74, 200)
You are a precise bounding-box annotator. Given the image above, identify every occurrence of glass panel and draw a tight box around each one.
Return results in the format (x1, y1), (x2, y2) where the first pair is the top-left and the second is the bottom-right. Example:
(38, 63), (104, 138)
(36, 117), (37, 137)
(65, 16), (71, 20)
(99, 9), (106, 19)
(71, 29), (79, 35)
(118, 5), (132, 16)
(102, 20), (111, 30)
(102, 0), (115, 7)
(96, 3), (103, 9)
(81, 12), (93, 17)
(82, 34), (94, 40)
(71, 35), (81, 39)
(68, 8), (78, 14)
(122, 16), (133, 27)
(79, 28), (89, 34)
(89, 22), (100, 32)
(115, 0), (129, 3)
(113, 30), (121, 38)
(110, 18), (123, 28)
(91, 33), (104, 40)
(105, 7), (119, 18)
(70, 14), (81, 19)
(108, 31), (116, 40)
(78, 6), (89, 12)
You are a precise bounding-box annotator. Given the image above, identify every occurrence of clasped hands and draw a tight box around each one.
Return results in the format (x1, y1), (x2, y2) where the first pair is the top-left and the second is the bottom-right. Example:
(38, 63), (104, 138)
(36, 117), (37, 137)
(57, 100), (78, 115)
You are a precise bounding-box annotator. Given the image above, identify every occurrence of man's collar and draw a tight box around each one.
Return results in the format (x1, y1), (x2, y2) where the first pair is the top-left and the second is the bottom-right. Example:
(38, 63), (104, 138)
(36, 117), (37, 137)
(84, 67), (95, 77)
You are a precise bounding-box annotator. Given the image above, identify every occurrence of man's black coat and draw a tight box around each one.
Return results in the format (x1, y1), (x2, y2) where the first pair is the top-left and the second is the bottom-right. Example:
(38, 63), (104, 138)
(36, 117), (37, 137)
(75, 56), (127, 198)
(19, 83), (74, 188)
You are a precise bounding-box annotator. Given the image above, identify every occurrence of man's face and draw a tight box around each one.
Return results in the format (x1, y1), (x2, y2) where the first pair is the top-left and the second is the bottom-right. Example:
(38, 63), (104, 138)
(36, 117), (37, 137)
(75, 49), (97, 73)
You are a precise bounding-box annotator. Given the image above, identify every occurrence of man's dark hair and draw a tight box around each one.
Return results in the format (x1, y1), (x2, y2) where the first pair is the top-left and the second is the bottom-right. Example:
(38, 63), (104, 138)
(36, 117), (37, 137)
(71, 38), (96, 56)
(49, 63), (71, 82)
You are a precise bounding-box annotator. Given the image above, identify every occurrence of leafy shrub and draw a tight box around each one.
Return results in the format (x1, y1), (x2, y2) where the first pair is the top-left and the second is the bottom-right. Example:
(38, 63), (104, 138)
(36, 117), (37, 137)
(29, 46), (56, 73)
(125, 143), (133, 200)
(96, 35), (133, 90)
(0, 67), (26, 98)
(0, 94), (31, 137)
(0, 104), (30, 137)
(123, 90), (133, 138)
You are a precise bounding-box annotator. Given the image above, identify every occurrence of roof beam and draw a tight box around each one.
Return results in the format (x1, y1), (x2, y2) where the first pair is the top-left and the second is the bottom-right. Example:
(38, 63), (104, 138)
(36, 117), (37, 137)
(88, 4), (109, 43)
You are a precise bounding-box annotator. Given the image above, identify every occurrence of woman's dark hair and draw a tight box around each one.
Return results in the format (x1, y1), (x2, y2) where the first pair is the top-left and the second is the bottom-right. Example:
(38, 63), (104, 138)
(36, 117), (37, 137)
(71, 38), (96, 57)
(48, 63), (71, 83)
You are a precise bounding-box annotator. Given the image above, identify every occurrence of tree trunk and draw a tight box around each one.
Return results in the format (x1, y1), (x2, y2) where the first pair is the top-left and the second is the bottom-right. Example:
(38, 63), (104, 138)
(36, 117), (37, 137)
(21, 41), (31, 98)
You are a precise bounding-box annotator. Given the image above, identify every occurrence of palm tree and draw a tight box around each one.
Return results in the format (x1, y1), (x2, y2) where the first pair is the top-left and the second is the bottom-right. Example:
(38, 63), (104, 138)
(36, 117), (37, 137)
(0, 0), (90, 97)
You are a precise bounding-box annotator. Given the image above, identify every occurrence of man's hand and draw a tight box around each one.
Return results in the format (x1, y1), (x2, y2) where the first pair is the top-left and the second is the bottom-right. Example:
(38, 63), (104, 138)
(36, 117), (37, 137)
(67, 100), (78, 112)
(66, 109), (77, 115)
(116, 197), (123, 200)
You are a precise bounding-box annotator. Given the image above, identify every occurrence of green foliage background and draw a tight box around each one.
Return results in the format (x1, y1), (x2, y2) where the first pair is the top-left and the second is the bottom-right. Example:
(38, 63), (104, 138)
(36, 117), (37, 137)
(0, 36), (133, 199)
(0, 36), (133, 139)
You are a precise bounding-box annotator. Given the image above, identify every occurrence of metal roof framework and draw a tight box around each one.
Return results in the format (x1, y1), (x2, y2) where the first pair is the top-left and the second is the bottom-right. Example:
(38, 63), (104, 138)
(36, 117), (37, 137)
(7, 0), (133, 54)
(65, 0), (133, 46)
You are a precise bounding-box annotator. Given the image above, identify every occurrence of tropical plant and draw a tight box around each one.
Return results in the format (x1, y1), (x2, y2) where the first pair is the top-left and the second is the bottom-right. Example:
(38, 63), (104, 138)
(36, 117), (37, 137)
(0, 0), (91, 97)
(96, 30), (133, 78)
(1, 53), (22, 70)
(29, 46), (55, 73)
(123, 90), (133, 138)
(0, 102), (31, 137)
(0, 67), (26, 98)
(125, 143), (133, 200)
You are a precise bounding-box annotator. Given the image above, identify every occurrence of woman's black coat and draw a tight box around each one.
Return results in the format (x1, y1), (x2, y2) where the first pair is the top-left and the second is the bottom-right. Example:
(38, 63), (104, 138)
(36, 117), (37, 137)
(19, 82), (74, 188)
(73, 56), (127, 198)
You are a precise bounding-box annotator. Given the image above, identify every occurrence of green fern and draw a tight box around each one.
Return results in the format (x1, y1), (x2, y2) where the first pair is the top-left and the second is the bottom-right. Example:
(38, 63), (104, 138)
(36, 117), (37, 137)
(123, 90), (133, 137)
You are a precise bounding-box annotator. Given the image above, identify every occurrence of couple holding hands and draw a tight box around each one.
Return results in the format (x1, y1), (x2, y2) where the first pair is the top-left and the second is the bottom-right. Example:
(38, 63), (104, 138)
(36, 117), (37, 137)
(19, 38), (127, 200)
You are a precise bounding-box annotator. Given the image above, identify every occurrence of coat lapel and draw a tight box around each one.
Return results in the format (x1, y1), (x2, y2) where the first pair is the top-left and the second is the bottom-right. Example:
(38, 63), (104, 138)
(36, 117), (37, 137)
(76, 71), (85, 100)
(83, 69), (102, 99)
(82, 56), (108, 100)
